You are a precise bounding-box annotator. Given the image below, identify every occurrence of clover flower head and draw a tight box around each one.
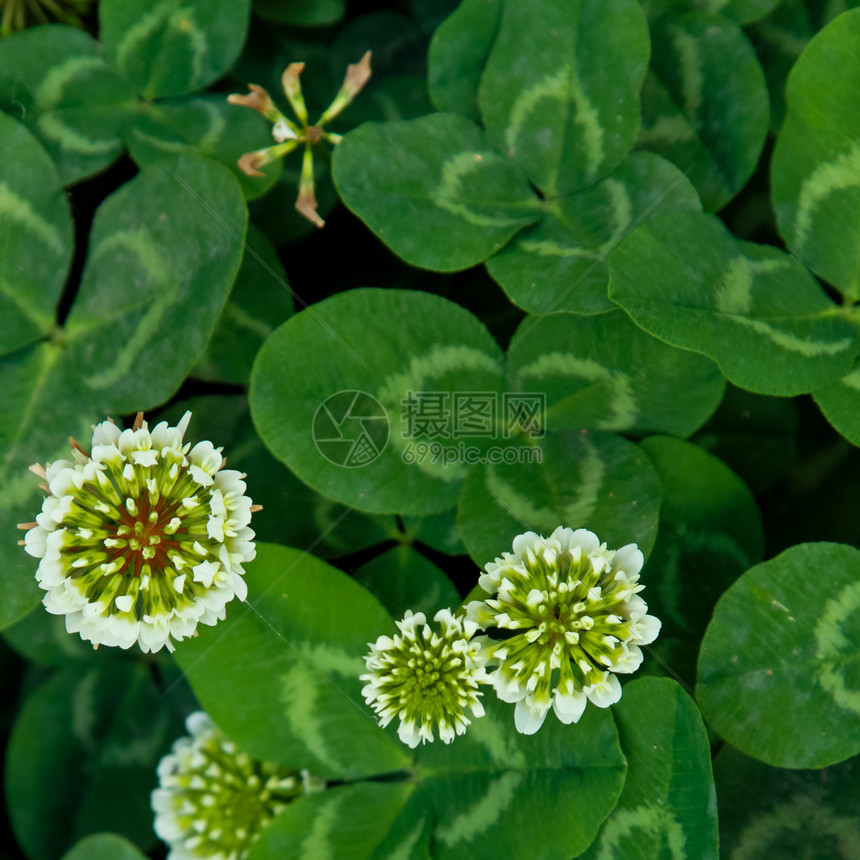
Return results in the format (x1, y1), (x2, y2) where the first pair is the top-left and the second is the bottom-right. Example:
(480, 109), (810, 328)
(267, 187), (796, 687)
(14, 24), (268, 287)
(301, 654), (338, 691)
(228, 52), (372, 227)
(152, 711), (320, 860)
(361, 608), (489, 748)
(466, 527), (661, 735)
(20, 412), (258, 653)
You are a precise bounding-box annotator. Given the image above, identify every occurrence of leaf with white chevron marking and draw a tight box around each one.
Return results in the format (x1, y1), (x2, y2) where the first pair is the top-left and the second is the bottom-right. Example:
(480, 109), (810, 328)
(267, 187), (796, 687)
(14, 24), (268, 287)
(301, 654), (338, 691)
(0, 114), (73, 356)
(333, 113), (539, 271)
(100, 0), (251, 98)
(478, 0), (649, 197)
(772, 8), (860, 301)
(609, 211), (858, 395)
(638, 9), (769, 211)
(457, 430), (662, 567)
(0, 26), (137, 184)
(486, 152), (701, 315)
(174, 543), (410, 780)
(698, 542), (860, 768)
(506, 310), (725, 437)
(581, 677), (718, 860)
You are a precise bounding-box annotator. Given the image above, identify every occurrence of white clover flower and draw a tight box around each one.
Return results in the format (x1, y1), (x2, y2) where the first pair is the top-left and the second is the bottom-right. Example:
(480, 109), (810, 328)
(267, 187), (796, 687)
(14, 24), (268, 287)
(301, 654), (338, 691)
(152, 711), (321, 860)
(19, 412), (258, 653)
(466, 527), (661, 735)
(361, 608), (489, 748)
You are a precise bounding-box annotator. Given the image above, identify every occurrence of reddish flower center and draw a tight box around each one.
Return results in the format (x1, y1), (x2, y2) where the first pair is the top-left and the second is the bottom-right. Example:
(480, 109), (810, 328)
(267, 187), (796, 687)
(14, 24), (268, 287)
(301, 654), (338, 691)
(102, 494), (185, 578)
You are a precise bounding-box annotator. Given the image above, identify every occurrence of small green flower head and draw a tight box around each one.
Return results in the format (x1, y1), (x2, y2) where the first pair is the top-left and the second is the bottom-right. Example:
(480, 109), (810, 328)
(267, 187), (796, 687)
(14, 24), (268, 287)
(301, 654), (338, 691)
(361, 608), (489, 748)
(21, 412), (257, 653)
(152, 712), (319, 860)
(467, 527), (661, 735)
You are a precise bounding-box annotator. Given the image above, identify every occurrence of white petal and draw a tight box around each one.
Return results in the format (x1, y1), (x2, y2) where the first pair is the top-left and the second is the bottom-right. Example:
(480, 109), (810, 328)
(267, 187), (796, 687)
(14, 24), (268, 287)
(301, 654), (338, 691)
(152, 811), (184, 842)
(90, 419), (121, 447)
(477, 571), (499, 592)
(43, 588), (76, 615)
(118, 427), (150, 456)
(512, 531), (541, 559)
(90, 444), (123, 468)
(35, 556), (66, 588)
(185, 711), (215, 738)
(106, 614), (141, 649)
(213, 469), (247, 496)
(493, 672), (527, 703)
(396, 611), (425, 636)
(272, 118), (297, 142)
(46, 463), (76, 496)
(568, 528), (601, 555)
(24, 527), (48, 558)
(552, 687), (588, 724)
(397, 720), (422, 748)
(230, 571), (248, 602)
(585, 673), (622, 708)
(175, 411), (192, 439)
(624, 594), (648, 620)
(612, 543), (643, 577)
(151, 412), (191, 451)
(36, 497), (60, 529)
(633, 614), (662, 646)
(130, 449), (158, 467)
(209, 488), (227, 517)
(115, 594), (134, 613)
(610, 644), (644, 674)
(465, 599), (496, 628)
(206, 515), (225, 542)
(192, 561), (220, 588)
(189, 465), (214, 487)
(514, 699), (549, 735)
(550, 525), (575, 550)
(189, 440), (222, 474)
(438, 722), (456, 744)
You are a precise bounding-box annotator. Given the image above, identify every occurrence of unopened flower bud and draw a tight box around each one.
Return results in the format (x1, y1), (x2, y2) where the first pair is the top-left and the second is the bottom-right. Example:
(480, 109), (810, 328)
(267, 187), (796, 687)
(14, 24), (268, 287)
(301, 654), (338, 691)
(361, 609), (489, 747)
